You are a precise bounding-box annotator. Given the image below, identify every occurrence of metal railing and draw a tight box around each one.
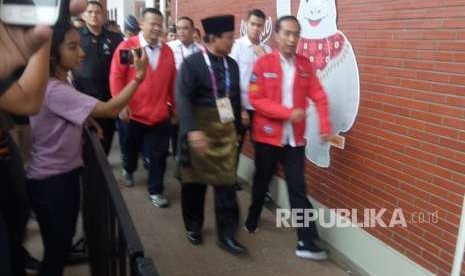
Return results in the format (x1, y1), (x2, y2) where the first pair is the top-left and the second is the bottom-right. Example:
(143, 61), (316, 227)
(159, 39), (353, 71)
(81, 129), (159, 276)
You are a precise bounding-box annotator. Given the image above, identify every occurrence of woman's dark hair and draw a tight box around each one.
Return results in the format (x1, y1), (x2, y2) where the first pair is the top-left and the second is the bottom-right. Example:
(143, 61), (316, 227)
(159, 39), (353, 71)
(50, 23), (76, 77)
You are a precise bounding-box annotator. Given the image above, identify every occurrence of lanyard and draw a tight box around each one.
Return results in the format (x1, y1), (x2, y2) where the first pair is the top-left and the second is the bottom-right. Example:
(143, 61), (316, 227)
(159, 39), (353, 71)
(201, 47), (230, 99)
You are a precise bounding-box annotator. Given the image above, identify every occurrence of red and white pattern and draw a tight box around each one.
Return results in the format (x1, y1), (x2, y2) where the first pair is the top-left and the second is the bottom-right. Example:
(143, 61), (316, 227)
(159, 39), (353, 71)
(297, 32), (345, 74)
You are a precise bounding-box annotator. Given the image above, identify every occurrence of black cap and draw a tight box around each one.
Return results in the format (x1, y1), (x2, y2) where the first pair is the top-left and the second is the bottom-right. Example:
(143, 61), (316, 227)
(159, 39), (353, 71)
(201, 15), (235, 35)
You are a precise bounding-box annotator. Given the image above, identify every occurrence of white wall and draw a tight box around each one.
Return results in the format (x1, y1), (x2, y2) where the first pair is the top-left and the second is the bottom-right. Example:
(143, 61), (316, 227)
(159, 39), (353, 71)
(107, 0), (136, 29)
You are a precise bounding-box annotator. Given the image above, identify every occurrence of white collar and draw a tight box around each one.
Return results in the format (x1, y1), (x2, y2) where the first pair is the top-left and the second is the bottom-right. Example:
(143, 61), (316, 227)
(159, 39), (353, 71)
(280, 53), (295, 65)
(139, 32), (161, 49)
(181, 40), (197, 50)
(243, 35), (261, 47)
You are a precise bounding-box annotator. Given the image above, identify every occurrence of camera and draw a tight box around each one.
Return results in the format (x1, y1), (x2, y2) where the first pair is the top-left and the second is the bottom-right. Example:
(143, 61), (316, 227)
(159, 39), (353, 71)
(120, 47), (142, 65)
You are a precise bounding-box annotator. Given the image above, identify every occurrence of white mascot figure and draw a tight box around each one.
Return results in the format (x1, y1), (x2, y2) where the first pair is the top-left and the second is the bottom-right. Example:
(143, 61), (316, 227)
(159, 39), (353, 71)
(277, 0), (360, 167)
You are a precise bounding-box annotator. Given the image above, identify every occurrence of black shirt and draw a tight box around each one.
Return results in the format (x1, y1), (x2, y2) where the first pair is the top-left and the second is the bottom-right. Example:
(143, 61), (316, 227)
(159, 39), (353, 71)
(176, 50), (242, 135)
(73, 26), (123, 101)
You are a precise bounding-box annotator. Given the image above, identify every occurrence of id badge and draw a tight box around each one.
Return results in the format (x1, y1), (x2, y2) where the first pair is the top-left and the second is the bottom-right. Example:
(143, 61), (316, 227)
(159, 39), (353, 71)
(216, 97), (235, 123)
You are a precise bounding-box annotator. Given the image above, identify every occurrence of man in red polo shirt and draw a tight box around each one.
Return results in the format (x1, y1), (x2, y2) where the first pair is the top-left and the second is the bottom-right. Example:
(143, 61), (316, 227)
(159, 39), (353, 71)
(245, 15), (334, 260)
(110, 8), (176, 208)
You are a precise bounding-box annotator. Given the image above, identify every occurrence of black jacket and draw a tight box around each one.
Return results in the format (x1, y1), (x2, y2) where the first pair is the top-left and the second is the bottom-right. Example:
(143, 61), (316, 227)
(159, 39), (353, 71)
(73, 26), (123, 101)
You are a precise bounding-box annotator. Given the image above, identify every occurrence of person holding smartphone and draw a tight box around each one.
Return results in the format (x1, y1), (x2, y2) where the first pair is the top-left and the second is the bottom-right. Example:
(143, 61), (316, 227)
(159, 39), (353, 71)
(110, 8), (176, 208)
(0, 1), (87, 275)
(26, 23), (147, 276)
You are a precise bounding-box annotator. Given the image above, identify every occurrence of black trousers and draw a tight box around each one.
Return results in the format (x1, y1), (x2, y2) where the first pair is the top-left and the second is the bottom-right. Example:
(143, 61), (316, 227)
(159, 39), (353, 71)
(95, 118), (115, 156)
(0, 135), (29, 276)
(125, 120), (170, 195)
(0, 213), (11, 276)
(27, 168), (81, 276)
(170, 123), (179, 157)
(246, 143), (319, 244)
(237, 110), (255, 157)
(181, 183), (239, 239)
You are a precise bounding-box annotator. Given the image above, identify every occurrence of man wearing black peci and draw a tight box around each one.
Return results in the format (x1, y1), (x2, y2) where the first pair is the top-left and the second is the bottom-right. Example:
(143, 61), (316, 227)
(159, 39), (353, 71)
(176, 15), (249, 255)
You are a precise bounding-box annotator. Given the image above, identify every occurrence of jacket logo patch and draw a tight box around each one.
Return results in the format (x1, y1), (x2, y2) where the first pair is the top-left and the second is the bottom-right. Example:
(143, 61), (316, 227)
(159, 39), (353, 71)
(263, 72), (278, 79)
(249, 84), (259, 93)
(250, 73), (258, 83)
(264, 125), (273, 134)
(299, 71), (309, 79)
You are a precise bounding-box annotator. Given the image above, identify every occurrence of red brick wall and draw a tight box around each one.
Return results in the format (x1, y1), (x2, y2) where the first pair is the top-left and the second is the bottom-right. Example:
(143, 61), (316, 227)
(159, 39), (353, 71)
(173, 1), (465, 275)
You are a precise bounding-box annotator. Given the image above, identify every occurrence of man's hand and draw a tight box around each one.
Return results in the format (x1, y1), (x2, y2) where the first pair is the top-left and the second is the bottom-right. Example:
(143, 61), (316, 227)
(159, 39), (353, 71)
(133, 48), (148, 81)
(0, 0), (86, 79)
(188, 130), (209, 156)
(85, 117), (104, 140)
(241, 110), (250, 127)
(289, 108), (305, 123)
(254, 45), (267, 57)
(170, 112), (178, 125)
(118, 107), (131, 122)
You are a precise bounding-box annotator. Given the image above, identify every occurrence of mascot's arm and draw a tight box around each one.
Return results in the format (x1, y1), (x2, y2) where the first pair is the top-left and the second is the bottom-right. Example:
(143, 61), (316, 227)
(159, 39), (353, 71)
(307, 70), (332, 135)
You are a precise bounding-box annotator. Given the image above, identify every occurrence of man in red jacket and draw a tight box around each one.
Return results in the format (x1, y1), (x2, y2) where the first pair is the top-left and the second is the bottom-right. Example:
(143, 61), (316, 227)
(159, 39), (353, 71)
(110, 8), (176, 208)
(245, 15), (333, 260)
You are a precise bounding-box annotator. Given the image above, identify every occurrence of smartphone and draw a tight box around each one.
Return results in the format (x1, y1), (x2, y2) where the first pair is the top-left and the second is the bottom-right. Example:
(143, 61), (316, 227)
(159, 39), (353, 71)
(120, 48), (142, 65)
(0, 0), (62, 26)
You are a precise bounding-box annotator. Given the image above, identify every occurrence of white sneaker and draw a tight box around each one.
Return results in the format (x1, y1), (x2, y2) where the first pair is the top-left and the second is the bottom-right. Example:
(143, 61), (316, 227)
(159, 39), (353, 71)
(295, 240), (328, 261)
(122, 169), (135, 187)
(149, 194), (169, 208)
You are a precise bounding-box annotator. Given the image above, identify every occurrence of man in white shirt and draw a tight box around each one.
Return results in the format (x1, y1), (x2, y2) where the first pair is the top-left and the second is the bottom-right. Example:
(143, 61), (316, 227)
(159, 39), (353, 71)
(230, 9), (271, 144)
(168, 16), (201, 158)
(168, 17), (201, 71)
(230, 9), (271, 189)
(245, 15), (334, 261)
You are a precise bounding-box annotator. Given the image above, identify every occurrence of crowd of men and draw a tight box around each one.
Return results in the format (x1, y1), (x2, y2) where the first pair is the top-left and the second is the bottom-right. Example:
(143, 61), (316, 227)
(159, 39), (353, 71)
(0, 1), (337, 275)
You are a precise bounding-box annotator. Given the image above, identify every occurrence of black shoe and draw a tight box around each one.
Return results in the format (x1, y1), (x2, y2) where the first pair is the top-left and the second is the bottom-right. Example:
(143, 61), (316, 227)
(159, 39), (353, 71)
(295, 240), (328, 261)
(233, 182), (243, 191)
(25, 254), (41, 274)
(244, 217), (257, 234)
(217, 238), (247, 255)
(243, 223), (257, 234)
(263, 194), (272, 204)
(186, 231), (202, 245)
(65, 238), (88, 265)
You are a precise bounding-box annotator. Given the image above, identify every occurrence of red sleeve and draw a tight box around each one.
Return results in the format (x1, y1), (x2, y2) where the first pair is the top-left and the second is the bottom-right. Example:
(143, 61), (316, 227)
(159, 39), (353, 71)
(109, 42), (129, 98)
(248, 58), (293, 120)
(307, 66), (332, 134)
